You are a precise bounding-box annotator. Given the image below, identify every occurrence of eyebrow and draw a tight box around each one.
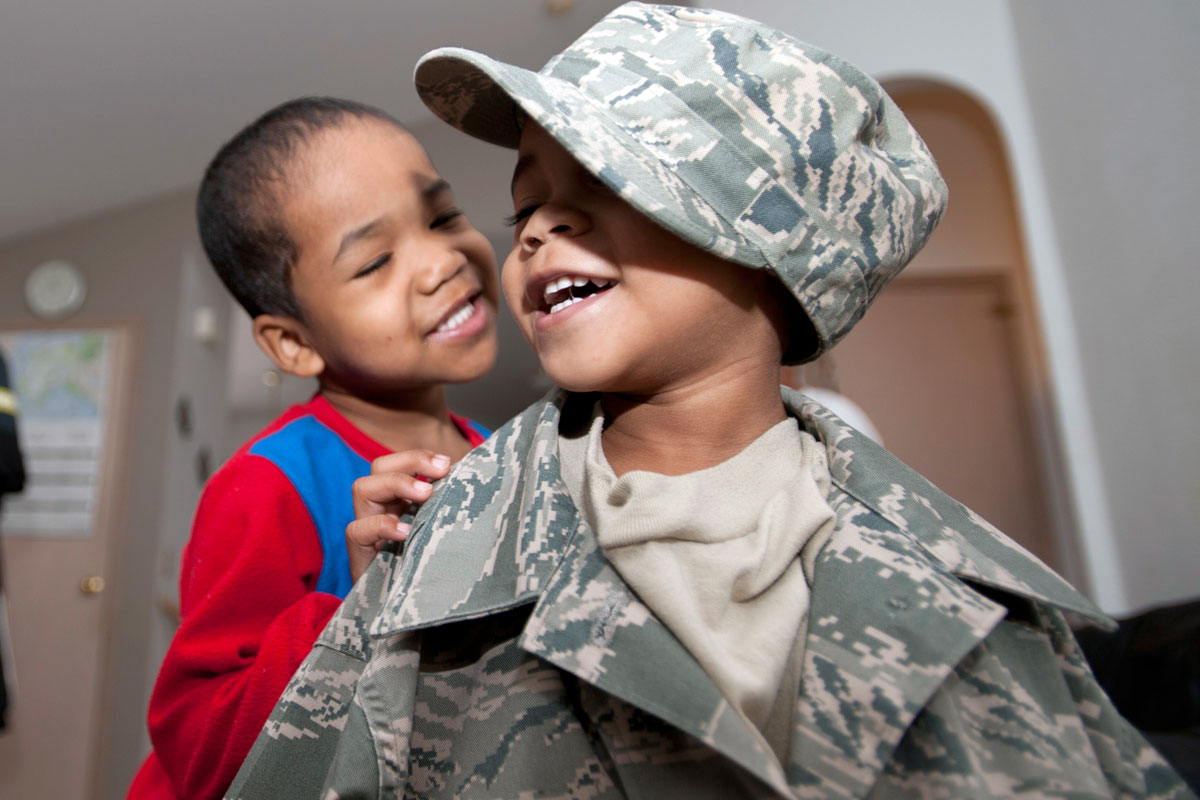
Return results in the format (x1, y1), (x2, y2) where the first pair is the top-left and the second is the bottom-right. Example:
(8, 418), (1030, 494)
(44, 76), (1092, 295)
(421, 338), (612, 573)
(334, 218), (384, 263)
(333, 178), (454, 262)
(421, 177), (452, 201)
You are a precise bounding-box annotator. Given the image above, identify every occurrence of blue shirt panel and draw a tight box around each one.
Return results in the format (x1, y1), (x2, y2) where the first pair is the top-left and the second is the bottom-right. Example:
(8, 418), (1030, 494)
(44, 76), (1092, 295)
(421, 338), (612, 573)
(465, 420), (492, 441)
(249, 416), (369, 599)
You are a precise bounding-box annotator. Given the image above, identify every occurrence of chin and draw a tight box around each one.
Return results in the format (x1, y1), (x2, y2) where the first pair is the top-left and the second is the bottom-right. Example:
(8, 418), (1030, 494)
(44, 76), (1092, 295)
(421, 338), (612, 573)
(453, 345), (499, 384)
(551, 379), (601, 394)
(542, 369), (627, 396)
(540, 365), (600, 394)
(534, 342), (639, 394)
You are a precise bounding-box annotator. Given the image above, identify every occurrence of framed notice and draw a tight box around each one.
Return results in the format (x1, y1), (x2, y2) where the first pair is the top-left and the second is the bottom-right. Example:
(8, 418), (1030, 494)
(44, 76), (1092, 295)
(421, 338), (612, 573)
(0, 328), (127, 537)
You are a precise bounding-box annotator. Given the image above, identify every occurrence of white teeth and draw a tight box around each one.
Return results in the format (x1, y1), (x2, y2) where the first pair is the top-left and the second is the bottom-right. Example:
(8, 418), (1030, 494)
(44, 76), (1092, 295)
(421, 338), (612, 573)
(541, 276), (614, 307)
(549, 296), (584, 314)
(436, 302), (474, 333)
(544, 276), (575, 299)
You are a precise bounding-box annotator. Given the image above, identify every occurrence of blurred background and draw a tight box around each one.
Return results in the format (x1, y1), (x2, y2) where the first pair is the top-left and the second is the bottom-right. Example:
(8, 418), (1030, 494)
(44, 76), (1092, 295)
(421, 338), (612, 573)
(0, 1), (1195, 796)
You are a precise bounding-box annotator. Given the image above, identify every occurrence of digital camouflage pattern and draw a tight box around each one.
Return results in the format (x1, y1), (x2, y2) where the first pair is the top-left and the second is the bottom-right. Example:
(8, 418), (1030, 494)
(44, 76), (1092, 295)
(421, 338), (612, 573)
(226, 5), (1191, 797)
(227, 389), (1192, 799)
(415, 3), (947, 362)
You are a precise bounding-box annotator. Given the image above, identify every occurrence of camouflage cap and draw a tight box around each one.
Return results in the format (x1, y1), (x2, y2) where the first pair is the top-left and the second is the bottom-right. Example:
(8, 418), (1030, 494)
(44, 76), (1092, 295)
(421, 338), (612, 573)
(415, 2), (947, 362)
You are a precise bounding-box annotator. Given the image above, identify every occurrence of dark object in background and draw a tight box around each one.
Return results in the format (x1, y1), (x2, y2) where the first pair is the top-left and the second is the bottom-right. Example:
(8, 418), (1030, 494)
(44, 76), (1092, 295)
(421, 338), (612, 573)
(0, 349), (26, 732)
(0, 352), (22, 498)
(1076, 598), (1200, 791)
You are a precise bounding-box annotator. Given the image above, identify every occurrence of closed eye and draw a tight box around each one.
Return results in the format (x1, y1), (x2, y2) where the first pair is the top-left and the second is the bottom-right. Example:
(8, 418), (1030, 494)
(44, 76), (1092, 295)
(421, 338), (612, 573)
(353, 253), (391, 279)
(503, 205), (538, 228)
(431, 208), (464, 229)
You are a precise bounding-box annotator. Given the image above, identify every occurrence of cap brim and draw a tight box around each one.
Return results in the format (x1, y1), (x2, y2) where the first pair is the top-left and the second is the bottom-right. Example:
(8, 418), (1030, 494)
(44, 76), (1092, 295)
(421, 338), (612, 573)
(414, 49), (533, 149)
(415, 47), (763, 268)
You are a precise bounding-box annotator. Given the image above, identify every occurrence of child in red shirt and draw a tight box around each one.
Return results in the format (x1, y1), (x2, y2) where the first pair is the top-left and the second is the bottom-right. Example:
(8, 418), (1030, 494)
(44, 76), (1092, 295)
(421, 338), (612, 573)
(127, 96), (499, 800)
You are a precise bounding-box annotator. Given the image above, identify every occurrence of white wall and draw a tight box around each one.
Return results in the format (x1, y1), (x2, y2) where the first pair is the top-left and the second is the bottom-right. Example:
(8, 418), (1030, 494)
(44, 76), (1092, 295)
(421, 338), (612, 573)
(1008, 0), (1200, 613)
(141, 244), (233, 767)
(702, 0), (1199, 614)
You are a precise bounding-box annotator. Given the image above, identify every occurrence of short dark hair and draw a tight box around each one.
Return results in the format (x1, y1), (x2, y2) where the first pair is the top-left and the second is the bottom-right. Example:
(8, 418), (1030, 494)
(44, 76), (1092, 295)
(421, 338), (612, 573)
(197, 97), (405, 319)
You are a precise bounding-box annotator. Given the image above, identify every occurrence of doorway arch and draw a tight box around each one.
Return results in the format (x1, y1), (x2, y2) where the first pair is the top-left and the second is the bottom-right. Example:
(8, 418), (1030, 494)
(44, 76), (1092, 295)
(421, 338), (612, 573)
(791, 79), (1086, 590)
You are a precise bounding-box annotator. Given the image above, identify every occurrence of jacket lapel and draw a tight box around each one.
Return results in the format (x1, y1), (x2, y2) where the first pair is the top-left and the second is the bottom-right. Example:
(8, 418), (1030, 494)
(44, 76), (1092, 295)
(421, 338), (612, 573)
(786, 494), (1008, 797)
(369, 396), (574, 637)
(784, 389), (1110, 797)
(519, 505), (797, 797)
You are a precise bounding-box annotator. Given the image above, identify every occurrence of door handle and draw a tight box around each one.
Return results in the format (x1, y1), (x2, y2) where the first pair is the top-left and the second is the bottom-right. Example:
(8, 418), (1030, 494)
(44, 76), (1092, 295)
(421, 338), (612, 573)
(79, 575), (106, 595)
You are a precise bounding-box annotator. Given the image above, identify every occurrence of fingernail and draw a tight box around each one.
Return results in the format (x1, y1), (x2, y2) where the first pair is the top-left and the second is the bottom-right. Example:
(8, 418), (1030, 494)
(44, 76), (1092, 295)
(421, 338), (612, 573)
(417, 480), (433, 493)
(395, 521), (411, 538)
(432, 454), (450, 470)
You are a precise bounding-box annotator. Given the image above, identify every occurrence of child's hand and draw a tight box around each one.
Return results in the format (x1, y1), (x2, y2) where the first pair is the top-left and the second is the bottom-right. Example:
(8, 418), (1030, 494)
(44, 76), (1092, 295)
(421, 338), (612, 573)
(346, 450), (451, 584)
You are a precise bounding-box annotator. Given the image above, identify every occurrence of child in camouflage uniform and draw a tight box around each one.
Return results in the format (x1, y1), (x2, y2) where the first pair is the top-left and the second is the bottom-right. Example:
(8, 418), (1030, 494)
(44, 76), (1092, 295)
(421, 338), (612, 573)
(228, 4), (1192, 798)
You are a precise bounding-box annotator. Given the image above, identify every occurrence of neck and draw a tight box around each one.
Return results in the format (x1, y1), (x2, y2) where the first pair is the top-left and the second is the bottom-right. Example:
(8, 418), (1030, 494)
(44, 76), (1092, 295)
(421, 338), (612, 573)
(319, 383), (472, 459)
(599, 362), (787, 477)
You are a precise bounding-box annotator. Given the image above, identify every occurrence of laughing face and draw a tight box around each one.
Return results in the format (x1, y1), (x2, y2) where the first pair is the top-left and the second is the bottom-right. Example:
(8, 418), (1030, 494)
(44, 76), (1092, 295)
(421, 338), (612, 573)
(281, 117), (499, 400)
(502, 123), (785, 396)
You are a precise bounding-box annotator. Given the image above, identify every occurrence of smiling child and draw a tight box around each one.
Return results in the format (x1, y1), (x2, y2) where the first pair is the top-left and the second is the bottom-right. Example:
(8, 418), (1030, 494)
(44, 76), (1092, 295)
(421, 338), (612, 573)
(228, 8), (1190, 799)
(128, 97), (498, 800)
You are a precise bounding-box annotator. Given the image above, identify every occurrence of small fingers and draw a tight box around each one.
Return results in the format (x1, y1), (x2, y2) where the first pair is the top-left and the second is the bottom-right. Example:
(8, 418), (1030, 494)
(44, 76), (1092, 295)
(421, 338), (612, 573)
(346, 514), (411, 548)
(351, 470), (435, 520)
(369, 450), (452, 480)
(346, 448), (453, 584)
(346, 515), (412, 584)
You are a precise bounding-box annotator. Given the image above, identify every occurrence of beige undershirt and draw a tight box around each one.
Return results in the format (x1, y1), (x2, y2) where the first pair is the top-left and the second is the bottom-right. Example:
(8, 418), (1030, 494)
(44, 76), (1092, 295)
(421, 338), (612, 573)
(558, 405), (837, 764)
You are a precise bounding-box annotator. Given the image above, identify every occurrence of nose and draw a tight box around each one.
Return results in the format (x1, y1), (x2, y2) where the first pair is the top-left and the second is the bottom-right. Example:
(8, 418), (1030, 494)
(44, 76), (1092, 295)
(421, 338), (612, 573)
(414, 236), (466, 295)
(520, 203), (590, 252)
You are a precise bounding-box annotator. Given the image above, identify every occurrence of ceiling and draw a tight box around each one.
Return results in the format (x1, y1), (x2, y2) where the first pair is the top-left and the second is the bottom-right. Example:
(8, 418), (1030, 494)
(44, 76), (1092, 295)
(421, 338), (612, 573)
(0, 0), (629, 244)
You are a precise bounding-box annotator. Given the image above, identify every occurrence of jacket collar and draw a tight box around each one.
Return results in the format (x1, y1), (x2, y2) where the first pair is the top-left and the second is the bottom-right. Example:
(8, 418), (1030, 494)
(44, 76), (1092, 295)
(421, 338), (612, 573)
(785, 388), (1108, 796)
(790, 387), (1108, 625)
(370, 388), (1108, 798)
(368, 394), (569, 637)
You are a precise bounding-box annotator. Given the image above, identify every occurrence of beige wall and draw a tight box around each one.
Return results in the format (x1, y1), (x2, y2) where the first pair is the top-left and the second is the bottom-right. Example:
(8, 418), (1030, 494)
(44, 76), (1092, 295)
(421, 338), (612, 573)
(0, 188), (197, 799)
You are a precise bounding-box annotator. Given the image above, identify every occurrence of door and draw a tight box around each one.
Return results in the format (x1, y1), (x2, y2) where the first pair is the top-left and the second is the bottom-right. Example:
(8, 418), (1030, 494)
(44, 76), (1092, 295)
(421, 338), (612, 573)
(0, 326), (134, 799)
(800, 275), (1061, 569)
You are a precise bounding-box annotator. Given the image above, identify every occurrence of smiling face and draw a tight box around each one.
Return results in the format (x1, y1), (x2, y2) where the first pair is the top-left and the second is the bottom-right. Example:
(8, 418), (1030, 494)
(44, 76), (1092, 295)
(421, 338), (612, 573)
(502, 123), (786, 396)
(278, 117), (498, 401)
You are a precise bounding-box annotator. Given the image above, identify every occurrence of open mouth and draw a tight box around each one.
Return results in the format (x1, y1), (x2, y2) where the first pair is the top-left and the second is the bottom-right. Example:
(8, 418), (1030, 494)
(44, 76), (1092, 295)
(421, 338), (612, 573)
(540, 276), (615, 314)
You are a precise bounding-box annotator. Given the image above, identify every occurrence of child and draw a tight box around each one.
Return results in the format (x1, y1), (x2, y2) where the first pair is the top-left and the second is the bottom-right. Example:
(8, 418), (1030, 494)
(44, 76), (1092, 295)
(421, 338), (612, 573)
(228, 7), (1191, 799)
(127, 97), (499, 800)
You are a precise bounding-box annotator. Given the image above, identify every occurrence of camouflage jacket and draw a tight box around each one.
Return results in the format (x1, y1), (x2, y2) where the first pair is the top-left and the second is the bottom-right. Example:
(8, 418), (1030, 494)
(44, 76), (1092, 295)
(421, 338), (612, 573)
(227, 389), (1191, 799)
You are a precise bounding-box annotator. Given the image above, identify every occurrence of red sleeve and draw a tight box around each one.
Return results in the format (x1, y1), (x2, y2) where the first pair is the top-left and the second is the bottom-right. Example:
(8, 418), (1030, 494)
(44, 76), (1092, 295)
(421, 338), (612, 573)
(144, 453), (342, 800)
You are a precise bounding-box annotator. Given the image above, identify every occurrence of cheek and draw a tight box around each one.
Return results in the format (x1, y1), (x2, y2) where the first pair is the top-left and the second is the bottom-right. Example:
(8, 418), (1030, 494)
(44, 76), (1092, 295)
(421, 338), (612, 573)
(465, 232), (500, 302)
(500, 253), (527, 316)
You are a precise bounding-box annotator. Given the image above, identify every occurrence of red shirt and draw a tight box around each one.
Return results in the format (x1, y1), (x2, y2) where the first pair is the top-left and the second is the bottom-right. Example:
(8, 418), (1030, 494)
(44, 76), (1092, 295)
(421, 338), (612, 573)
(127, 397), (487, 800)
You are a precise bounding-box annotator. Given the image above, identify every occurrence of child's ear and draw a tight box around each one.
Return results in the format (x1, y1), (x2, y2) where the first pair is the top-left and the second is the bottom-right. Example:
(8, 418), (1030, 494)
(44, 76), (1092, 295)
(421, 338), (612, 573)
(251, 314), (325, 378)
